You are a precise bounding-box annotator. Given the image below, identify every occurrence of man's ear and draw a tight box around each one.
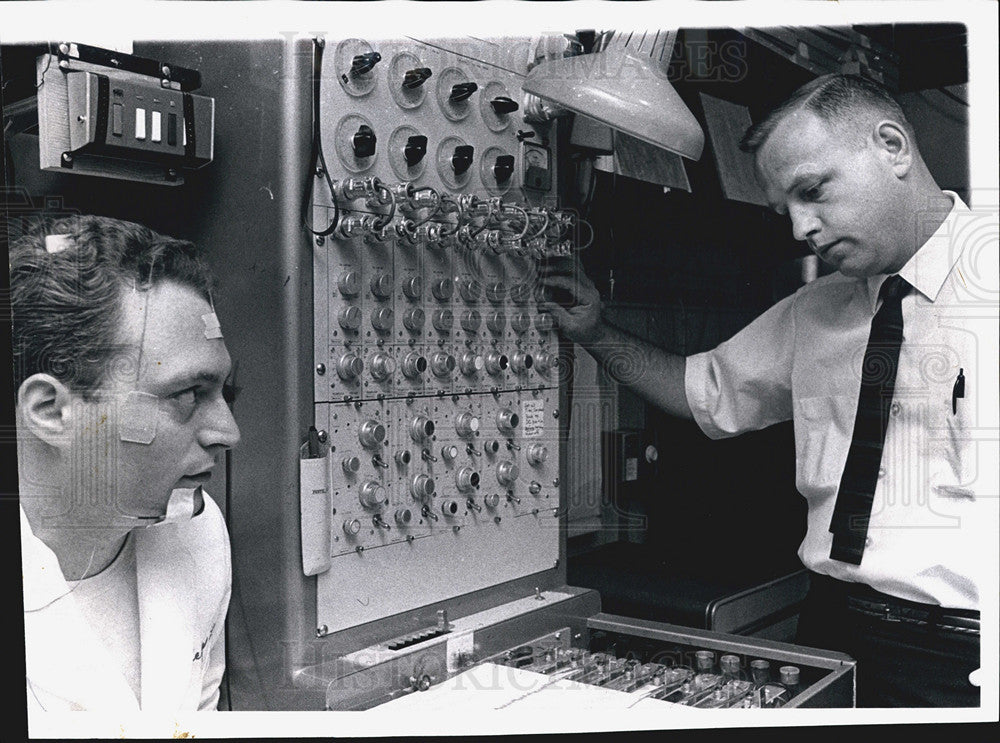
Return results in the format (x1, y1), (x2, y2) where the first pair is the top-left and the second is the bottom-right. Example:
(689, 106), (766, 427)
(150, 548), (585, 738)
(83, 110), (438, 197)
(17, 374), (77, 448)
(872, 119), (914, 178)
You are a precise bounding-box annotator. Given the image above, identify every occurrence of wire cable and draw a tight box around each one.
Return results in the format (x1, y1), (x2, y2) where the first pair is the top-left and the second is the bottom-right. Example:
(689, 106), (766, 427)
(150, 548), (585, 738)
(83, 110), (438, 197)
(302, 37), (340, 238)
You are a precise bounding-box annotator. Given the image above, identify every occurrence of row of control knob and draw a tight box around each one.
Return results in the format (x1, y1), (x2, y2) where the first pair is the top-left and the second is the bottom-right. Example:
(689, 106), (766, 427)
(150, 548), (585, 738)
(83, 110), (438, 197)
(337, 273), (541, 306)
(332, 350), (553, 380)
(342, 440), (546, 471)
(353, 411), (541, 449)
(337, 306), (555, 335)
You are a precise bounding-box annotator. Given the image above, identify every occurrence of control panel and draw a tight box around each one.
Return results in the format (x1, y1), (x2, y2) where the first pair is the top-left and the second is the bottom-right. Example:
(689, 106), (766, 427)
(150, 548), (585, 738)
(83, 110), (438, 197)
(307, 37), (575, 634)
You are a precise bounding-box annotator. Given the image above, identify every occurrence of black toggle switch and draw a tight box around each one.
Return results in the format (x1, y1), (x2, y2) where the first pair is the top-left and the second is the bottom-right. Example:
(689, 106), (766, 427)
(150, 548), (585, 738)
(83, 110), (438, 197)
(490, 96), (519, 115)
(449, 82), (478, 103)
(403, 67), (433, 89)
(350, 51), (382, 77)
(493, 154), (515, 183)
(353, 125), (377, 158)
(404, 135), (428, 166)
(451, 145), (474, 175)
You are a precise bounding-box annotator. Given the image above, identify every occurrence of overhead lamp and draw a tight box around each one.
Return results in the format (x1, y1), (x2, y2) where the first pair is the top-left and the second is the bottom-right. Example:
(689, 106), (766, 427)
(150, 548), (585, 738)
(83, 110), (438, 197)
(522, 30), (705, 161)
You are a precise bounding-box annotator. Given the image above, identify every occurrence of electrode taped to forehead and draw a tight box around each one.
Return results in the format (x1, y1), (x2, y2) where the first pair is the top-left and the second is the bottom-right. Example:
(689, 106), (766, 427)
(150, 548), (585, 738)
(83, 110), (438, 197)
(202, 311), (223, 339)
(119, 391), (160, 444)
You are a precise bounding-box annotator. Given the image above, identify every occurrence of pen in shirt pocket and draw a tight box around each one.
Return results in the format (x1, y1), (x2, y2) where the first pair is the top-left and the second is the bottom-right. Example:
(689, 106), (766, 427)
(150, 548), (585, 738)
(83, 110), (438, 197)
(952, 368), (965, 415)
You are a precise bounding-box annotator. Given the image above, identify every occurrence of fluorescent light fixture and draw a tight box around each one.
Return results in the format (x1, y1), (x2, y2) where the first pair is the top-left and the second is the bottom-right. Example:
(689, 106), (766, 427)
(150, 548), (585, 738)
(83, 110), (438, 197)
(523, 30), (705, 160)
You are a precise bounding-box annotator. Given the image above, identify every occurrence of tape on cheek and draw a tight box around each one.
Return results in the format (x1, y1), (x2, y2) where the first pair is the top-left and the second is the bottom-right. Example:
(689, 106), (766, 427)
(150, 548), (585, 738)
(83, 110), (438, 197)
(148, 486), (204, 527)
(119, 391), (159, 445)
(202, 311), (223, 340)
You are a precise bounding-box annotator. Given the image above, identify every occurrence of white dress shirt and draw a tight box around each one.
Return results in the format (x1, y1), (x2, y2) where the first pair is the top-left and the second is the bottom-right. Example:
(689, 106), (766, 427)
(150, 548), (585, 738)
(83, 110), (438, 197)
(685, 192), (999, 610)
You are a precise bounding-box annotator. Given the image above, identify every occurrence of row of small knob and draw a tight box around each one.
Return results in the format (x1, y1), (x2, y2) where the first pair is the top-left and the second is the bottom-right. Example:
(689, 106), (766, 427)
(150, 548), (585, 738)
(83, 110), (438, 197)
(331, 350), (552, 381)
(351, 461), (546, 510)
(339, 273), (538, 306)
(355, 410), (532, 449)
(337, 306), (555, 335)
(341, 487), (532, 536)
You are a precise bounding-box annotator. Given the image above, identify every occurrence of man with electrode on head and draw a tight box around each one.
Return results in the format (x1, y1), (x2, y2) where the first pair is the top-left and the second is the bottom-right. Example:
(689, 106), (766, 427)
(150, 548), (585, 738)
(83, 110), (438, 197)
(540, 74), (998, 707)
(12, 215), (241, 712)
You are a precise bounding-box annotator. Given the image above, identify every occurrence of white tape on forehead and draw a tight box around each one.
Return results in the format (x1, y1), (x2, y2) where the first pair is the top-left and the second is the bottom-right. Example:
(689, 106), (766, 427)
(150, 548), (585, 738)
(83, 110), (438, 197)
(44, 234), (73, 254)
(202, 311), (223, 340)
(119, 391), (159, 444)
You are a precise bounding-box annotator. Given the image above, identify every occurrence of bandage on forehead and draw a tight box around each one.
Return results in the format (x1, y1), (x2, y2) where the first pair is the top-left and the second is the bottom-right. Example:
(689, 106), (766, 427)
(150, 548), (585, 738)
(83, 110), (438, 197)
(202, 311), (223, 339)
(119, 391), (160, 444)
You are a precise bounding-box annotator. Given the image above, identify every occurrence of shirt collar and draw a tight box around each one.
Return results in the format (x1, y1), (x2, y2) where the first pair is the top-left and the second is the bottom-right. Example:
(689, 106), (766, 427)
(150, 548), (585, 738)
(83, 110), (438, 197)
(865, 191), (970, 313)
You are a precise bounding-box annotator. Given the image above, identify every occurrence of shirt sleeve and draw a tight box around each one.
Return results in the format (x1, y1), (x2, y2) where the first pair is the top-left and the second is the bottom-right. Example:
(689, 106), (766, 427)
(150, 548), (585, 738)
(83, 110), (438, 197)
(685, 293), (796, 439)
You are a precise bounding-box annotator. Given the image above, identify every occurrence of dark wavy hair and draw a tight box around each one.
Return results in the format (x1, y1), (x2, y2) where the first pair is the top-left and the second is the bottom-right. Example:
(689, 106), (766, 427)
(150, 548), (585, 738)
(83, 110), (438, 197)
(740, 73), (915, 155)
(9, 214), (215, 399)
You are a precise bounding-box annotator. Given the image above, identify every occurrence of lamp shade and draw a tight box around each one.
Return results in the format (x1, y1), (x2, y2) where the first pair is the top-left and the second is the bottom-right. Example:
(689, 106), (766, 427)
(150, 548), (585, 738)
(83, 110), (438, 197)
(523, 31), (705, 160)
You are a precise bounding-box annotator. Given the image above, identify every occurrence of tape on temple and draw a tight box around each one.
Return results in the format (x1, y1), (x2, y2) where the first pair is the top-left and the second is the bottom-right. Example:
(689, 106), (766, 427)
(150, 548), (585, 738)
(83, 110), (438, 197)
(202, 311), (223, 339)
(119, 391), (159, 444)
(44, 235), (73, 254)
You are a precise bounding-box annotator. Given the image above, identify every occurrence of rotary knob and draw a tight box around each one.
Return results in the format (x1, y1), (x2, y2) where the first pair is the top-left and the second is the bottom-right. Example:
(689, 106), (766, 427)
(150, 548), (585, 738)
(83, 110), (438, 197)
(496, 408), (519, 434)
(455, 412), (480, 437)
(484, 439), (501, 456)
(431, 352), (456, 377)
(459, 279), (482, 303)
(440, 499), (460, 517)
(460, 352), (484, 376)
(534, 351), (553, 375)
(402, 352), (427, 378)
(510, 351), (533, 374)
(409, 415), (435, 442)
(409, 473), (436, 500)
(485, 351), (508, 376)
(431, 278), (454, 301)
(338, 271), (361, 297)
(338, 305), (363, 331)
(359, 481), (387, 509)
(483, 492), (500, 509)
(509, 283), (532, 305)
(486, 311), (506, 335)
(486, 282), (506, 304)
(528, 481), (542, 496)
(395, 508), (413, 526)
(526, 443), (548, 466)
(402, 275), (422, 299)
(343, 518), (362, 536)
(535, 313), (555, 333)
(460, 309), (482, 333)
(432, 309), (453, 332)
(496, 461), (519, 487)
(336, 353), (364, 381)
(510, 312), (531, 334)
(403, 307), (425, 332)
(441, 444), (459, 463)
(358, 420), (387, 448)
(395, 449), (412, 466)
(370, 352), (396, 381)
(342, 455), (362, 474)
(371, 306), (394, 332)
(456, 467), (481, 492)
(370, 272), (393, 299)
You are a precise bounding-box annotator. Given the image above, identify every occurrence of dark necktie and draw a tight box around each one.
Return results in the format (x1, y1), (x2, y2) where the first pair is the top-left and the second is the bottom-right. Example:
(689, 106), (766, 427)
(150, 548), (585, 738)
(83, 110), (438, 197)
(829, 274), (911, 565)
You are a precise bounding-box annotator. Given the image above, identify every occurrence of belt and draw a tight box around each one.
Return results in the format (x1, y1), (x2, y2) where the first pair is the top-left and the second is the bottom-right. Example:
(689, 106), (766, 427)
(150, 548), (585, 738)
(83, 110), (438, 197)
(809, 574), (980, 636)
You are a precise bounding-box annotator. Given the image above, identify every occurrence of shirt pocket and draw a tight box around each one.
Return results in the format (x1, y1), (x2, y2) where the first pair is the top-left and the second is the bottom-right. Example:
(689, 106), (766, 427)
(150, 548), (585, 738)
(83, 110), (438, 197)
(793, 395), (855, 496)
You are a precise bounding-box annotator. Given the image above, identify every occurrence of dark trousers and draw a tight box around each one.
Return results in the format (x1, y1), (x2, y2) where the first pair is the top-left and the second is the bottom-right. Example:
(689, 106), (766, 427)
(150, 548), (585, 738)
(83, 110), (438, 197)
(795, 573), (980, 708)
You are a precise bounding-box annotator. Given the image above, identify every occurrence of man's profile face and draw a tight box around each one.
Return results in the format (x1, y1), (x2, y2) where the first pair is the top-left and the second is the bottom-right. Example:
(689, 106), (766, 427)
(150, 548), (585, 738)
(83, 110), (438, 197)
(66, 279), (240, 527)
(755, 110), (910, 278)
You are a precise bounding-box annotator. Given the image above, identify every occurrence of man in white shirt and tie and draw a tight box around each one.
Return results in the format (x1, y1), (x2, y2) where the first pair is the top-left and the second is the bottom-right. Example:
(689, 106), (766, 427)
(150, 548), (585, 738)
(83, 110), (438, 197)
(13, 215), (241, 713)
(540, 73), (997, 707)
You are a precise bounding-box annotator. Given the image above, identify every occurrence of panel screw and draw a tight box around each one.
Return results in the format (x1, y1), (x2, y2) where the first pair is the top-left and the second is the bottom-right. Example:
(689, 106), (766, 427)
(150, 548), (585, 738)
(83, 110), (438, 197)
(316, 363), (326, 375)
(316, 625), (328, 637)
(317, 430), (328, 443)
(161, 64), (171, 77)
(316, 236), (325, 246)
(552, 410), (559, 419)
(61, 152), (73, 164)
